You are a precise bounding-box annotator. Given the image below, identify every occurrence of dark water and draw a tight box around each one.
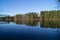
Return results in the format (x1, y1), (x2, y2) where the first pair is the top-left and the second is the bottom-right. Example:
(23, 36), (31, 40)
(0, 20), (60, 40)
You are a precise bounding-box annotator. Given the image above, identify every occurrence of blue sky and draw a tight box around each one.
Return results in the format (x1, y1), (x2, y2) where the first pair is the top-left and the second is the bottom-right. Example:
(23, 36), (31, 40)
(0, 0), (58, 16)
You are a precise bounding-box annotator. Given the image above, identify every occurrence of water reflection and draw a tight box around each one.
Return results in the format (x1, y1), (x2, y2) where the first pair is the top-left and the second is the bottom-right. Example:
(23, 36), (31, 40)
(40, 20), (60, 28)
(14, 20), (38, 26)
(0, 20), (60, 40)
(23, 20), (38, 26)
(0, 20), (60, 28)
(0, 20), (38, 26)
(14, 20), (22, 24)
(0, 21), (7, 24)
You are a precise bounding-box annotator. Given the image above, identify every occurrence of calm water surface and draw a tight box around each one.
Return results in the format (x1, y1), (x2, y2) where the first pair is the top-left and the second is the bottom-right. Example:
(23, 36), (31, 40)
(0, 21), (60, 40)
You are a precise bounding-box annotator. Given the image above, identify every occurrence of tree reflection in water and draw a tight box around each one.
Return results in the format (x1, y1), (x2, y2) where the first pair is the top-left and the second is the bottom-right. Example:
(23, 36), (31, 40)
(40, 20), (60, 28)
(14, 20), (22, 24)
(0, 20), (60, 28)
(0, 20), (38, 26)
(40, 20), (60, 39)
(23, 20), (38, 26)
(14, 20), (38, 26)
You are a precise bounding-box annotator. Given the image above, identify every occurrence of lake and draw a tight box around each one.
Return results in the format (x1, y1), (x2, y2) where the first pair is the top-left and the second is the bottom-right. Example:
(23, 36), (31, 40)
(0, 20), (60, 40)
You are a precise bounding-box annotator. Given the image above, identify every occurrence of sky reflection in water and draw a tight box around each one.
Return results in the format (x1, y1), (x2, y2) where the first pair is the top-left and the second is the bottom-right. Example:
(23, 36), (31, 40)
(0, 20), (60, 40)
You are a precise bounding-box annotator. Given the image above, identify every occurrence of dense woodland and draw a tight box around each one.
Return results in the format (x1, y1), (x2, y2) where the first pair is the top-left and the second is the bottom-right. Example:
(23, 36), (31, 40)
(0, 12), (39, 21)
(40, 10), (60, 21)
(0, 10), (60, 21)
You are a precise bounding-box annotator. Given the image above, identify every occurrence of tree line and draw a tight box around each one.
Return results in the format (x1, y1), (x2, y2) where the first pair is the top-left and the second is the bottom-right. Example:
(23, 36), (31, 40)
(0, 10), (60, 21)
(40, 10), (60, 21)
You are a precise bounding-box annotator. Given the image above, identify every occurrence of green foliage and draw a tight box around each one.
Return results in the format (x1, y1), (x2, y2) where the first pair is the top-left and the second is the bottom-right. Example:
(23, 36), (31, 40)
(40, 10), (60, 20)
(14, 14), (22, 20)
(24, 12), (38, 20)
